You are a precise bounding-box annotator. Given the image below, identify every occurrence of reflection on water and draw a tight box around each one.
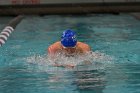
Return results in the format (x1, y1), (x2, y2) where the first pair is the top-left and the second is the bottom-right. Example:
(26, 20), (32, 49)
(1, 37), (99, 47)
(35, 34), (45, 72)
(73, 70), (106, 93)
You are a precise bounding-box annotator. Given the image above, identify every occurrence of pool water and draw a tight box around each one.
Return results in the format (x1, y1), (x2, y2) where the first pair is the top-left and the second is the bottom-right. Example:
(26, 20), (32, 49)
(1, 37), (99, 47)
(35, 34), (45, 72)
(0, 14), (140, 93)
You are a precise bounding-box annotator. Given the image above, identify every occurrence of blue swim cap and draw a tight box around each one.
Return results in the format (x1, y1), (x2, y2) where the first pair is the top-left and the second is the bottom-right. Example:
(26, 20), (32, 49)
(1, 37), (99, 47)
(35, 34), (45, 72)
(61, 29), (77, 47)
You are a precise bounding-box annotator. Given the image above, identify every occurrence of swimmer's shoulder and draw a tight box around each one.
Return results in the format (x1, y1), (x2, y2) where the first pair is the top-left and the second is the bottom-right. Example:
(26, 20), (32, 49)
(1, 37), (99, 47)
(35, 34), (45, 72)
(52, 41), (61, 46)
(48, 41), (62, 52)
(77, 42), (91, 52)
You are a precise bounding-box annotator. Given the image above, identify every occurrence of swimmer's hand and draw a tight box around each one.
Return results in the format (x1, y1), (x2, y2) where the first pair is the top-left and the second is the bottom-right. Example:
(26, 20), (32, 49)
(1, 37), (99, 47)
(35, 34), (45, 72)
(53, 63), (75, 68)
(83, 61), (92, 65)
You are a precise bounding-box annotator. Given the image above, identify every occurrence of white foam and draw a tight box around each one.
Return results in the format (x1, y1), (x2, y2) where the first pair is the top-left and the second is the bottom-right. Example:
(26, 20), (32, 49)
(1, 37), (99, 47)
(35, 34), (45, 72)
(25, 51), (114, 72)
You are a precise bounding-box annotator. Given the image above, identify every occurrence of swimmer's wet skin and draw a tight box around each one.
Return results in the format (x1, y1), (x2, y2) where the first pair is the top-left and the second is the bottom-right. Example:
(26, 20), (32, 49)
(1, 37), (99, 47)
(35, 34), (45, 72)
(47, 29), (91, 68)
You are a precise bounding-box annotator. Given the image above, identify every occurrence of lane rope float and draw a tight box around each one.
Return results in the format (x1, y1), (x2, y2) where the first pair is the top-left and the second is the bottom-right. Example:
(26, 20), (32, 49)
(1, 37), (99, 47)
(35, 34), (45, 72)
(0, 15), (24, 47)
(0, 26), (14, 47)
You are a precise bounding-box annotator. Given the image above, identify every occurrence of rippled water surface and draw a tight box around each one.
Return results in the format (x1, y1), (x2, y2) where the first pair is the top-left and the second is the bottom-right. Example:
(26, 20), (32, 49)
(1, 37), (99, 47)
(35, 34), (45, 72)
(0, 14), (140, 93)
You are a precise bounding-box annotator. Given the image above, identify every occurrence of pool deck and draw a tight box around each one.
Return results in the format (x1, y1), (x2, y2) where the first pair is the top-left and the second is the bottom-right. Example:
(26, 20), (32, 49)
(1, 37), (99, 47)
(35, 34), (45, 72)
(0, 2), (140, 16)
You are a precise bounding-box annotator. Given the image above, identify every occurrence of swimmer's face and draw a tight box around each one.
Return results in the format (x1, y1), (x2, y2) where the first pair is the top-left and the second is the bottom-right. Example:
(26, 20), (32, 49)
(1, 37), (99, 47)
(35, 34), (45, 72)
(63, 47), (76, 54)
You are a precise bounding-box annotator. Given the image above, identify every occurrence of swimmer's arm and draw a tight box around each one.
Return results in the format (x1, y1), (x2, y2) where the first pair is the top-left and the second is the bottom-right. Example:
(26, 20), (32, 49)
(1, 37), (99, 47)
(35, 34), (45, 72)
(83, 60), (92, 65)
(47, 46), (56, 59)
(83, 49), (92, 65)
(53, 62), (75, 68)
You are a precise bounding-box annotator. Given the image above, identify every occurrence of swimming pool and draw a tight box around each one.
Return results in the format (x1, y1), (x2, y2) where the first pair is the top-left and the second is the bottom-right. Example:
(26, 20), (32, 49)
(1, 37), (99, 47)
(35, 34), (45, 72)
(0, 14), (140, 93)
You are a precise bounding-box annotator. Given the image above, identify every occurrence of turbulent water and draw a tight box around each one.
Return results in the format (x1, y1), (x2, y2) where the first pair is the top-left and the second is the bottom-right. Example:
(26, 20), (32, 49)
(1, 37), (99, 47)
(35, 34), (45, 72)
(26, 51), (114, 72)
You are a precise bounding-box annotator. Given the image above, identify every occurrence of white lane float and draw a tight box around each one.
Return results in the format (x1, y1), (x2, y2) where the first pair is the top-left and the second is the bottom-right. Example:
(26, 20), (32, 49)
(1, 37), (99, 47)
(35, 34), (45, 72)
(0, 26), (14, 46)
(0, 15), (24, 47)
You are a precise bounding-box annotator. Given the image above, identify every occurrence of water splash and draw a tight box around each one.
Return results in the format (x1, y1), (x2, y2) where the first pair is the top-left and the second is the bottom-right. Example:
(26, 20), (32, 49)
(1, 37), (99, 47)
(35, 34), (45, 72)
(25, 51), (114, 72)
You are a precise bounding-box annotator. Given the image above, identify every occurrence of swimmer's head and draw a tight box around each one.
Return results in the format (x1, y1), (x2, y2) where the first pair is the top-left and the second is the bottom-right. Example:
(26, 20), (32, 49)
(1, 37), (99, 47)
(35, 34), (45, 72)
(61, 29), (77, 48)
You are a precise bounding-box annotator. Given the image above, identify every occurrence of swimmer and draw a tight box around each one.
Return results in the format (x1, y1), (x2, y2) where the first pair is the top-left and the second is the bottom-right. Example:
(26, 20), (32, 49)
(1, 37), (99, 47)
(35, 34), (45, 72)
(47, 29), (91, 68)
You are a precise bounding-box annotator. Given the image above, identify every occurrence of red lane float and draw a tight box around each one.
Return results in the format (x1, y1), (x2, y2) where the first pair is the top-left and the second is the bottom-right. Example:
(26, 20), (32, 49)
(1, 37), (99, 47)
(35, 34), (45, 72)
(0, 26), (14, 47)
(0, 15), (24, 47)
